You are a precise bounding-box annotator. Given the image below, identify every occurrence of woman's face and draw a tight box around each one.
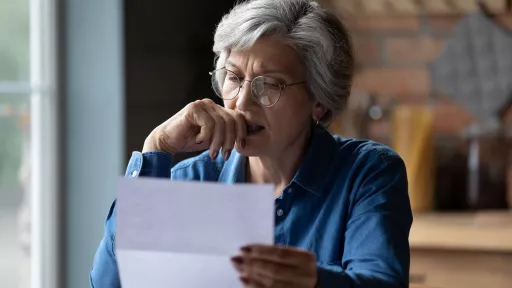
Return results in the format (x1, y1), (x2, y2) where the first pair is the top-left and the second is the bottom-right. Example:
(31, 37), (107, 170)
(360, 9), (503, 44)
(223, 37), (317, 157)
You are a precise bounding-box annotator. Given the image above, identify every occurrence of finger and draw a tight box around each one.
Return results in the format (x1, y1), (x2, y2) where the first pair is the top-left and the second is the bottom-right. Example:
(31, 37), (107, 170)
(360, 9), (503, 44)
(231, 255), (244, 273)
(185, 102), (215, 144)
(212, 105), (236, 160)
(243, 270), (289, 288)
(239, 275), (261, 288)
(203, 104), (225, 161)
(245, 257), (293, 281)
(243, 257), (313, 284)
(241, 274), (266, 288)
(225, 109), (247, 149)
(242, 244), (316, 268)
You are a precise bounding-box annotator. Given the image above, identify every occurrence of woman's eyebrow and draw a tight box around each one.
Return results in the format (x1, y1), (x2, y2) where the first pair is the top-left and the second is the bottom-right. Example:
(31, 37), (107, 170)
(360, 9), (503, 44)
(225, 60), (240, 70)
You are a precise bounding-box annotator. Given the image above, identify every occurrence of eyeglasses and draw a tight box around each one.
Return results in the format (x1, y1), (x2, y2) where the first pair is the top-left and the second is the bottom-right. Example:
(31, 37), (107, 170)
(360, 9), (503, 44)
(209, 68), (306, 107)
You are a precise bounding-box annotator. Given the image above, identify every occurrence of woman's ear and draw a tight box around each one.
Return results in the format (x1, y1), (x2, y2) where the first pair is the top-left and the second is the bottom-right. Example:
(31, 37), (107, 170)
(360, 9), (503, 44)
(312, 102), (327, 122)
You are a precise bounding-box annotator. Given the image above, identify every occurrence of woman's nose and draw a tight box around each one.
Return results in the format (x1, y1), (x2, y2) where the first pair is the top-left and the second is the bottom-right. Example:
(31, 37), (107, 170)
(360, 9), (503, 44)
(235, 80), (255, 111)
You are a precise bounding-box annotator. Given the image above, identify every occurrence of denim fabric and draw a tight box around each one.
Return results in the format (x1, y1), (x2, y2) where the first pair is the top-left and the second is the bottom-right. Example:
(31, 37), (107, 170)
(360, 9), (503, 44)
(90, 127), (412, 288)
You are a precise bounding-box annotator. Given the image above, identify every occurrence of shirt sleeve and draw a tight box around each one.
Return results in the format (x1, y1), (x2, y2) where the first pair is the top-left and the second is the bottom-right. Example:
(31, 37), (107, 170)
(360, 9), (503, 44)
(316, 153), (412, 288)
(89, 151), (173, 288)
(125, 151), (173, 178)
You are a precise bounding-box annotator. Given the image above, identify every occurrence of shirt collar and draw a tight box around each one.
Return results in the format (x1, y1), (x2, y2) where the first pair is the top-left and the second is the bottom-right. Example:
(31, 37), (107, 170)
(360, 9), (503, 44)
(218, 149), (246, 184)
(218, 125), (336, 196)
(291, 125), (336, 196)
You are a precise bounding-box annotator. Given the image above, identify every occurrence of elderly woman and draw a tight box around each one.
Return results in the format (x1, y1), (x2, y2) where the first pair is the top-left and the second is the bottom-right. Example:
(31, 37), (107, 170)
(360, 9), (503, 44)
(90, 0), (412, 287)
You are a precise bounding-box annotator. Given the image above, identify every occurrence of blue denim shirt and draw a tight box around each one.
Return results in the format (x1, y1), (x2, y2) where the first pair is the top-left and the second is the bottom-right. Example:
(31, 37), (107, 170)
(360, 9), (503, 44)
(90, 127), (412, 288)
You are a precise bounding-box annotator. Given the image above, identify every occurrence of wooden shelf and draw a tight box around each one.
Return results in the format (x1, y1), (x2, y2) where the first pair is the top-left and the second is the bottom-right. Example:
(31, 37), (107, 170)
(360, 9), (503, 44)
(410, 211), (512, 252)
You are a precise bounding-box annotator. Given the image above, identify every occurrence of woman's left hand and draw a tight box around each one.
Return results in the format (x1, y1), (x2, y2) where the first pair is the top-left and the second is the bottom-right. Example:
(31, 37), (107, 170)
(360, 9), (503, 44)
(231, 244), (318, 288)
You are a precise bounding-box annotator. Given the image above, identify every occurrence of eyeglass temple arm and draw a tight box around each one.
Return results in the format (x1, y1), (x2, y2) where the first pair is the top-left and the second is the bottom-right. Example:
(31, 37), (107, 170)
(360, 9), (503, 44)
(282, 81), (307, 88)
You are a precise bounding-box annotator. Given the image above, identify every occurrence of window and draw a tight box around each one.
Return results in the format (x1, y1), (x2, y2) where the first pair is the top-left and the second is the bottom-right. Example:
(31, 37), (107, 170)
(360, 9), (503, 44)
(0, 0), (58, 287)
(0, 0), (31, 287)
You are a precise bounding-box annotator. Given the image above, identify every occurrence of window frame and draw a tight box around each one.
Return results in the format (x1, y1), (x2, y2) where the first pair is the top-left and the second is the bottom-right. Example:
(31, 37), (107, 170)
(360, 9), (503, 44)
(28, 0), (60, 287)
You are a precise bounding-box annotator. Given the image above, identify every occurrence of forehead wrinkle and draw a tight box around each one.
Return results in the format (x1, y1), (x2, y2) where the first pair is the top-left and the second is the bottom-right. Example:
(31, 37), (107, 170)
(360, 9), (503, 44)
(226, 52), (297, 77)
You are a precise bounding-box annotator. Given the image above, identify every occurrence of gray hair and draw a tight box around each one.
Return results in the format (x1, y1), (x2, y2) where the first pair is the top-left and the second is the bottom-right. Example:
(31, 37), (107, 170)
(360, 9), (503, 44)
(213, 0), (354, 124)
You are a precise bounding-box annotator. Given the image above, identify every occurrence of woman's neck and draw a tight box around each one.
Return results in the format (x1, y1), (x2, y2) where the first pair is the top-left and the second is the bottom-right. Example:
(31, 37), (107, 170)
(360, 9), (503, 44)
(246, 127), (312, 197)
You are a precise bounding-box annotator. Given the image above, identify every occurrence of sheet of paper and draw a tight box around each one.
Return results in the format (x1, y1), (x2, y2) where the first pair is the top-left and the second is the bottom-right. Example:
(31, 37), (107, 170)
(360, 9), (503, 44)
(115, 177), (275, 288)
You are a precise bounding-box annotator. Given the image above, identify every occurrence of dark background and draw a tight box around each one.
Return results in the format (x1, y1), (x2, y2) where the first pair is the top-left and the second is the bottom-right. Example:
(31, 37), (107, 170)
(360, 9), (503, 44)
(124, 0), (236, 163)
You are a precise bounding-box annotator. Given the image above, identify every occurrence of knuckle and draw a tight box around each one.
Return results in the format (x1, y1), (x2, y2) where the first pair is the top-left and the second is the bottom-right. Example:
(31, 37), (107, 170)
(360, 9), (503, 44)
(203, 119), (214, 128)
(201, 98), (215, 105)
(234, 113), (245, 122)
(189, 101), (201, 109)
(209, 111), (220, 121)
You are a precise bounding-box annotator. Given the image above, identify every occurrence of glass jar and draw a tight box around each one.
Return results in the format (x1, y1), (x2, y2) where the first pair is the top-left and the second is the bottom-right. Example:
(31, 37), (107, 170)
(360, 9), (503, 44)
(463, 123), (510, 210)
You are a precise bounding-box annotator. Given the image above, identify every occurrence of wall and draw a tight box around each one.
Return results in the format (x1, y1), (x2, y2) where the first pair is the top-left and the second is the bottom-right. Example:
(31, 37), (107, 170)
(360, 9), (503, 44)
(124, 0), (237, 163)
(63, 0), (124, 287)
(338, 14), (512, 139)
(325, 10), (512, 210)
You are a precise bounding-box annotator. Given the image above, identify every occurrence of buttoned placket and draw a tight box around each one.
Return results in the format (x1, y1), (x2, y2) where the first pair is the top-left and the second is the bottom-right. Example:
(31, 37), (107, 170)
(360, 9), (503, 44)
(274, 185), (295, 244)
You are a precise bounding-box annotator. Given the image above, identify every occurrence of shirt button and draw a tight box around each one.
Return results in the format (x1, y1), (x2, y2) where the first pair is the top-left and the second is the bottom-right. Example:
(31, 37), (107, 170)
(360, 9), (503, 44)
(131, 171), (138, 177)
(276, 209), (284, 217)
(287, 187), (293, 193)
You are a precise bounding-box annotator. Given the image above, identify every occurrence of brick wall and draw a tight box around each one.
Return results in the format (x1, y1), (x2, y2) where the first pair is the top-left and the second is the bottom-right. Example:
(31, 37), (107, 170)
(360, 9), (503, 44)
(326, 12), (512, 209)
(330, 14), (512, 139)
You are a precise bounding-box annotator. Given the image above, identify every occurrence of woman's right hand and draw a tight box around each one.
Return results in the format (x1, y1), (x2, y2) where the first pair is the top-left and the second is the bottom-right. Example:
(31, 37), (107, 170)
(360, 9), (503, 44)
(142, 98), (247, 161)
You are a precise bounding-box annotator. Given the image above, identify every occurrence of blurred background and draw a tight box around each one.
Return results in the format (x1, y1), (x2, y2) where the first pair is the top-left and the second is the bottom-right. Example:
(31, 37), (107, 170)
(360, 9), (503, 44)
(0, 0), (511, 288)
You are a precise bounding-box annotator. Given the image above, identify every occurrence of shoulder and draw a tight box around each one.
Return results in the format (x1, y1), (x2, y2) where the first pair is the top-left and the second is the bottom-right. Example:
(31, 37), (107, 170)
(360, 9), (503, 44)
(331, 136), (406, 178)
(328, 136), (407, 194)
(333, 136), (403, 165)
(171, 150), (226, 181)
(331, 136), (408, 202)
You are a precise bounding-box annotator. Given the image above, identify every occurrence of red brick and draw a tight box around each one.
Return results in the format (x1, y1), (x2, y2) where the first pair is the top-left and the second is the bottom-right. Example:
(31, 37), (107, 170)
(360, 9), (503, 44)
(496, 15), (512, 29)
(368, 120), (391, 138)
(345, 16), (420, 32)
(433, 98), (474, 134)
(352, 68), (430, 101)
(386, 36), (445, 64)
(352, 36), (381, 64)
(427, 15), (463, 31)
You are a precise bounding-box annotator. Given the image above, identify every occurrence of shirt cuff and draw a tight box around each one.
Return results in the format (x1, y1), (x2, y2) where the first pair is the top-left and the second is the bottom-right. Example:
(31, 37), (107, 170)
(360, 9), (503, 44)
(124, 151), (173, 178)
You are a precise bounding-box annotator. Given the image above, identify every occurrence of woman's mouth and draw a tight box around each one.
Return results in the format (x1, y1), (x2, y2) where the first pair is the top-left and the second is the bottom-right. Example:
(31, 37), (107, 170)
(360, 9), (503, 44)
(246, 124), (265, 135)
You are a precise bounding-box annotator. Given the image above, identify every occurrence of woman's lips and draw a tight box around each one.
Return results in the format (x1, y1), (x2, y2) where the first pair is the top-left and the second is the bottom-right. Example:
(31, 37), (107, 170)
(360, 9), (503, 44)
(247, 124), (265, 134)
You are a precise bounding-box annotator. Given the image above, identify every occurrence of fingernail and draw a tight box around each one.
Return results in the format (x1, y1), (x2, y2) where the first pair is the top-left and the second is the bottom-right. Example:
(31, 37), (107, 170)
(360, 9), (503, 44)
(211, 151), (218, 161)
(231, 256), (243, 265)
(239, 276), (249, 285)
(195, 140), (203, 144)
(223, 149), (231, 161)
(231, 256), (243, 272)
(241, 246), (251, 254)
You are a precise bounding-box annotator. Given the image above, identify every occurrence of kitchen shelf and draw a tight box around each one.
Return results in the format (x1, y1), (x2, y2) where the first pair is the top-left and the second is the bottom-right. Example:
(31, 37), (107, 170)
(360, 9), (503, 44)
(410, 211), (512, 252)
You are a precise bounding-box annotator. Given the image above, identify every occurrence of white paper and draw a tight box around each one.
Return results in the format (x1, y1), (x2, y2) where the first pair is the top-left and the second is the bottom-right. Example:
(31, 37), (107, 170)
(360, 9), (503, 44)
(115, 177), (275, 288)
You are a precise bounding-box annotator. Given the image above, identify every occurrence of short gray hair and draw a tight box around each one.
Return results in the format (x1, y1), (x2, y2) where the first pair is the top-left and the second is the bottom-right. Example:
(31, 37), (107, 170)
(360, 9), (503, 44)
(213, 0), (354, 124)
